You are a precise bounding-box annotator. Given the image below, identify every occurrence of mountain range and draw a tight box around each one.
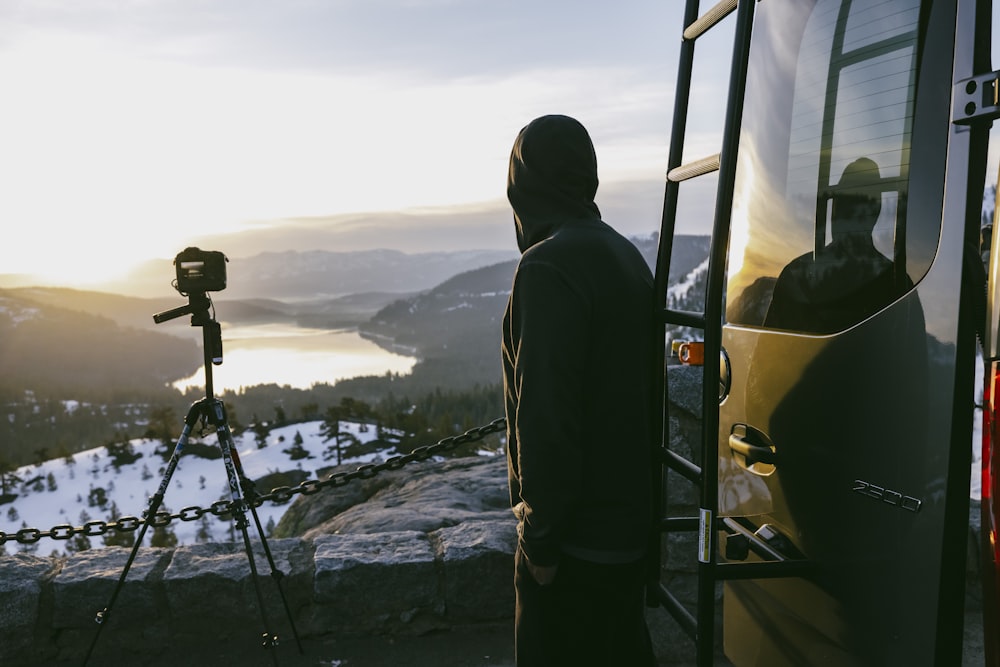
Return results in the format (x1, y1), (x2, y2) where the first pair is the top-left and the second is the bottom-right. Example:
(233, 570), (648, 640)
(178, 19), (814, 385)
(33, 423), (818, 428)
(0, 235), (711, 467)
(0, 235), (711, 389)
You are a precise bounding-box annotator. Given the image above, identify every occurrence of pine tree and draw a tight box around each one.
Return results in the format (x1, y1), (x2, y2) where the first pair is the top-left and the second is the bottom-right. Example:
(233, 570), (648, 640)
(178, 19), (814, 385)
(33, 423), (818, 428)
(66, 512), (92, 553)
(150, 522), (178, 549)
(283, 436), (309, 461)
(87, 486), (108, 510)
(17, 521), (38, 554)
(253, 419), (269, 449)
(0, 457), (23, 496)
(224, 402), (244, 436)
(195, 515), (214, 543)
(146, 406), (178, 461)
(32, 448), (50, 467)
(103, 501), (136, 549)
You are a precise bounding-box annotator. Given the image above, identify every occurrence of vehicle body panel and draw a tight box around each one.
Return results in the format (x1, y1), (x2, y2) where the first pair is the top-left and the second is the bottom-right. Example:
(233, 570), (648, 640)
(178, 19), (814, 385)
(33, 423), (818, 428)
(718, 0), (984, 663)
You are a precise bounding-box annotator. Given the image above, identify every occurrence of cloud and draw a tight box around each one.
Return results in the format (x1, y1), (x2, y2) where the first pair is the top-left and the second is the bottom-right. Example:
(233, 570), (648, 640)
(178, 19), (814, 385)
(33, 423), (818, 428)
(190, 203), (518, 257)
(178, 175), (680, 260)
(1, 0), (676, 80)
(0, 0), (694, 285)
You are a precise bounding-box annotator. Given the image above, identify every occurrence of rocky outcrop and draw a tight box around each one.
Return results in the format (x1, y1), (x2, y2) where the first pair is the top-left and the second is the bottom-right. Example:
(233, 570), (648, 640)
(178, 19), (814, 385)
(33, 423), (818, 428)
(275, 455), (513, 539)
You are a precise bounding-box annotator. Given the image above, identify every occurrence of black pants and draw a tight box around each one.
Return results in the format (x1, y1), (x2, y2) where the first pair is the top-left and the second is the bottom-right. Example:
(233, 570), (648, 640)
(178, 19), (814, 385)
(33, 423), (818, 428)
(514, 548), (656, 666)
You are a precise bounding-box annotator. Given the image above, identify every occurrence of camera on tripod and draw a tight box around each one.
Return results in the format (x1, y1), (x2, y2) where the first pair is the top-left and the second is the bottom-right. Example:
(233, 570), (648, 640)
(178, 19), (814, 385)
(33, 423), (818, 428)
(174, 247), (228, 294)
(91, 244), (302, 665)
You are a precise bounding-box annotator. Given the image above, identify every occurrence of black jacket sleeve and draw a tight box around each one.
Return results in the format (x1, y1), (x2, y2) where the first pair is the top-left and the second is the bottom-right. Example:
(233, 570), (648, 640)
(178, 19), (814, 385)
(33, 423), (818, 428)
(506, 258), (587, 567)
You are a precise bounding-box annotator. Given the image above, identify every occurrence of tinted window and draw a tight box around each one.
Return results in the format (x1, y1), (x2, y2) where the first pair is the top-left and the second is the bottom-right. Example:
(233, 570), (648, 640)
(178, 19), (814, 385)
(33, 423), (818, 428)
(726, 0), (926, 334)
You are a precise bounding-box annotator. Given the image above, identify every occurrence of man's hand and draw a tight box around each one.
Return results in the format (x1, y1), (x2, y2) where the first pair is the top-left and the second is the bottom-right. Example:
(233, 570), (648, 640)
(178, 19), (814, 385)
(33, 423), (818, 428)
(526, 559), (558, 586)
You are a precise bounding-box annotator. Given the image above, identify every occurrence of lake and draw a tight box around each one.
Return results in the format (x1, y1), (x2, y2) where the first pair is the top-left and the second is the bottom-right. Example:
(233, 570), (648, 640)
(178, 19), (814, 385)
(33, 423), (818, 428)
(172, 324), (417, 393)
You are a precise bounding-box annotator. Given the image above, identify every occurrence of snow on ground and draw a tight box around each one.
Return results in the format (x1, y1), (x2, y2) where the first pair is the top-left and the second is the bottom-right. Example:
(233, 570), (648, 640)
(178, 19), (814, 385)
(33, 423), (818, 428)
(3, 354), (986, 558)
(1, 420), (397, 557)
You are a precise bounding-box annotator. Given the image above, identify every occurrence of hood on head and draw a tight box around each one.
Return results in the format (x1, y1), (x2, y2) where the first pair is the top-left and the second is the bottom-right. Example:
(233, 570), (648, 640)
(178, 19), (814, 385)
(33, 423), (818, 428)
(506, 114), (601, 253)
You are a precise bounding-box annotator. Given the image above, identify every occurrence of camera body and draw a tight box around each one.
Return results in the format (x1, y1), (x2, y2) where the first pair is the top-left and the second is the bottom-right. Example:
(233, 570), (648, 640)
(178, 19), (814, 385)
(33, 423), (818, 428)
(174, 247), (228, 293)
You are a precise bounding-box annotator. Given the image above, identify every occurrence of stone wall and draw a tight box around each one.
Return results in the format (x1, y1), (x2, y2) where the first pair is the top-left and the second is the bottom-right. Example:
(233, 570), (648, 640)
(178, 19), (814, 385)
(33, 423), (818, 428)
(1, 520), (517, 666)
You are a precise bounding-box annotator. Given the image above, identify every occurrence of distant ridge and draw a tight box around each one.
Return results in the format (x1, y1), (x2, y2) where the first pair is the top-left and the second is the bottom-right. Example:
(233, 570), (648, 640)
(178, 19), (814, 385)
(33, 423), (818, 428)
(88, 248), (522, 300)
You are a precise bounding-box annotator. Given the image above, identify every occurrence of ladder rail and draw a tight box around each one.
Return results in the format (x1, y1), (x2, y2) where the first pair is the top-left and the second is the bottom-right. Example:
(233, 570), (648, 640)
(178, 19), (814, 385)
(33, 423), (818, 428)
(649, 0), (703, 603)
(651, 1), (758, 665)
(694, 1), (756, 662)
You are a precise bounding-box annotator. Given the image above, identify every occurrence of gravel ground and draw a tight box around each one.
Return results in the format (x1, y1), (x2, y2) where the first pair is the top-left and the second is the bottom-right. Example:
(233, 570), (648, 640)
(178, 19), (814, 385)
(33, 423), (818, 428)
(114, 606), (983, 667)
(62, 585), (985, 666)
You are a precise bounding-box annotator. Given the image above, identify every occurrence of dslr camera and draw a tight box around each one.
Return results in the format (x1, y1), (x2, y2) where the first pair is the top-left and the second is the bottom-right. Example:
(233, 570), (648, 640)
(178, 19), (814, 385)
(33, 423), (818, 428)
(174, 247), (228, 294)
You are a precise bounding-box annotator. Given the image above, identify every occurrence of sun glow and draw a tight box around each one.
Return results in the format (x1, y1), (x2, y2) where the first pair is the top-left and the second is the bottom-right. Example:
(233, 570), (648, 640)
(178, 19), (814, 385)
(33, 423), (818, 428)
(0, 22), (672, 288)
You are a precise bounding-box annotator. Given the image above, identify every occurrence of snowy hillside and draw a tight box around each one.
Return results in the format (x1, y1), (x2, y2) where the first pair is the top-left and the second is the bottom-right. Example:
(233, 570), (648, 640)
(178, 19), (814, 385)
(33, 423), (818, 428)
(0, 419), (462, 557)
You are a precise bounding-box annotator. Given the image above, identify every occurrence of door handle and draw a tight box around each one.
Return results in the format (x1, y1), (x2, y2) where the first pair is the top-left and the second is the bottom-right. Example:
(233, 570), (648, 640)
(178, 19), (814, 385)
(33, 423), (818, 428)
(728, 434), (776, 466)
(728, 424), (777, 474)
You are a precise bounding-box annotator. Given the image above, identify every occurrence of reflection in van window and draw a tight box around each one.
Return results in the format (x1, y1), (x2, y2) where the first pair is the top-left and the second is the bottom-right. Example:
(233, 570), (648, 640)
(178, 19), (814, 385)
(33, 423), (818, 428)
(763, 158), (912, 332)
(725, 0), (928, 334)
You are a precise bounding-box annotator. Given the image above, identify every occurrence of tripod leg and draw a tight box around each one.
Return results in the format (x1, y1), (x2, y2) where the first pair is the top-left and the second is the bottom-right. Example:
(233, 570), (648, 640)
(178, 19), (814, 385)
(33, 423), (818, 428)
(224, 433), (305, 654)
(209, 400), (285, 665)
(242, 479), (306, 655)
(82, 400), (205, 667)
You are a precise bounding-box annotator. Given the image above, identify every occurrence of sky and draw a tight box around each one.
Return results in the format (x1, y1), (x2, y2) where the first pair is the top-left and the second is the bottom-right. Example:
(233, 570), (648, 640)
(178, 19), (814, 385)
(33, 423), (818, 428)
(2, 2), (999, 289)
(0, 0), (692, 287)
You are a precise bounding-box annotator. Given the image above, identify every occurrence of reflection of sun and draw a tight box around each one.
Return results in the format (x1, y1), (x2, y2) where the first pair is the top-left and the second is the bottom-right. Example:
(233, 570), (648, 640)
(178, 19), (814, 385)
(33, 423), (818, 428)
(728, 208), (750, 279)
(728, 152), (756, 279)
(172, 331), (417, 393)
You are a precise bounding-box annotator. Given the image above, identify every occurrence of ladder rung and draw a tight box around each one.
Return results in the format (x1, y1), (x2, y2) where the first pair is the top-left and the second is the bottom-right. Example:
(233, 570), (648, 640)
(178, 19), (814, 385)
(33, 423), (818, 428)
(661, 516), (700, 532)
(720, 517), (787, 561)
(667, 153), (721, 183)
(651, 583), (697, 638)
(662, 308), (707, 329)
(661, 447), (702, 483)
(715, 559), (817, 581)
(683, 0), (738, 41)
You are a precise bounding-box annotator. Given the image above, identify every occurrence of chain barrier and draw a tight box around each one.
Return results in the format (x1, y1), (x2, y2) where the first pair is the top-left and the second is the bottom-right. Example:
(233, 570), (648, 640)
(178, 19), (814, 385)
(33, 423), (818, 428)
(0, 417), (507, 548)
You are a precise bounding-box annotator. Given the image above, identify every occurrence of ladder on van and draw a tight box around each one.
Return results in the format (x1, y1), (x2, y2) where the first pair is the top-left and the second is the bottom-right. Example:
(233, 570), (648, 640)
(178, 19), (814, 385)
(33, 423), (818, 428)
(648, 2), (814, 664)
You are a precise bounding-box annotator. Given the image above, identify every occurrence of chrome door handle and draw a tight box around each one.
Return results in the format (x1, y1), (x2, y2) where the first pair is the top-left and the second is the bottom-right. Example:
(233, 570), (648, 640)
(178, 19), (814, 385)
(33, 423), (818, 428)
(728, 424), (777, 475)
(728, 434), (776, 466)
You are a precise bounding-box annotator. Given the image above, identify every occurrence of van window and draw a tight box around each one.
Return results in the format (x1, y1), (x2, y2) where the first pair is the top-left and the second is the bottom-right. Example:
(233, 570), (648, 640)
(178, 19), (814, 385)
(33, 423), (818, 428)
(726, 0), (927, 334)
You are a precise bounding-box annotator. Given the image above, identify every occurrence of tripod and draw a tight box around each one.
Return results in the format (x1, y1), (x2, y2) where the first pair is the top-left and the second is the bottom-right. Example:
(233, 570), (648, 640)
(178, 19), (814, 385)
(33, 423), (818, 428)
(83, 291), (303, 666)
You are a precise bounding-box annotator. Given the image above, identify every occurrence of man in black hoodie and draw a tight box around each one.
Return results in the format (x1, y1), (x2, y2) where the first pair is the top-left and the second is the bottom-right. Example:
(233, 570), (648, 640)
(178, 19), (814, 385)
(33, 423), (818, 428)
(502, 114), (656, 666)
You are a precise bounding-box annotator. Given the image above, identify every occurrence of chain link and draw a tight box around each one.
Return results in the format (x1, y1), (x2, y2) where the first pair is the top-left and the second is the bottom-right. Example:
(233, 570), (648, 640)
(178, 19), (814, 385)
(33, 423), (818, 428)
(0, 417), (506, 547)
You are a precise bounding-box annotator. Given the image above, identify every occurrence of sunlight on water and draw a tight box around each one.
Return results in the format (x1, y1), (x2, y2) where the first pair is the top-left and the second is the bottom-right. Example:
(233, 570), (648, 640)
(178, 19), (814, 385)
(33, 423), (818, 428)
(172, 326), (416, 393)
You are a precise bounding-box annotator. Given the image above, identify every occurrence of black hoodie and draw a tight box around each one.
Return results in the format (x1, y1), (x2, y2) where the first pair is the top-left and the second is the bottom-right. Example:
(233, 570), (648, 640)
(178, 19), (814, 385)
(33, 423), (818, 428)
(502, 115), (654, 567)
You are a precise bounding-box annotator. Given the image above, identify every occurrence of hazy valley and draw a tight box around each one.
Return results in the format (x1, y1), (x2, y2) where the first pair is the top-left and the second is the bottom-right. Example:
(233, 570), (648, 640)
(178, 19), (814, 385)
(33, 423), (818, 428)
(0, 235), (710, 470)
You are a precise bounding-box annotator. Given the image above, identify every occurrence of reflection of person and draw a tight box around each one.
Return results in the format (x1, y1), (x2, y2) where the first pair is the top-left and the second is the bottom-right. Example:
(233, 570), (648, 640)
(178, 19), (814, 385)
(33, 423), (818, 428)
(502, 114), (656, 666)
(764, 157), (908, 333)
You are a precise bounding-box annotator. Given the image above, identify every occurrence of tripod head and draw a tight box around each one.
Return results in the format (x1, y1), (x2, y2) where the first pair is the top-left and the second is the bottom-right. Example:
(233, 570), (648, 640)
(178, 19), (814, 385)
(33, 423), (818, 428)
(153, 248), (229, 398)
(153, 290), (213, 325)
